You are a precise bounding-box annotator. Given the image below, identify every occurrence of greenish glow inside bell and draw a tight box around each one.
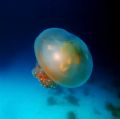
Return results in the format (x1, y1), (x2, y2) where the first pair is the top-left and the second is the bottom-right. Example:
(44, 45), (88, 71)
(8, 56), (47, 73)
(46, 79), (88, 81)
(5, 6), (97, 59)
(33, 28), (93, 88)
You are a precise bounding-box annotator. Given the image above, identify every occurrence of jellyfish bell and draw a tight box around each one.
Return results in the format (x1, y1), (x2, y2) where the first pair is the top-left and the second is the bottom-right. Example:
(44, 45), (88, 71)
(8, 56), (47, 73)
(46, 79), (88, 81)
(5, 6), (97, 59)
(33, 28), (93, 88)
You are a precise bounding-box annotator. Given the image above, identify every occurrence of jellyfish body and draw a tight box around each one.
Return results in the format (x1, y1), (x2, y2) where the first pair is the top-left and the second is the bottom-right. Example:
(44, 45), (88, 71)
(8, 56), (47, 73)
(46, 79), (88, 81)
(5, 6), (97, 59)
(33, 28), (93, 88)
(32, 66), (56, 88)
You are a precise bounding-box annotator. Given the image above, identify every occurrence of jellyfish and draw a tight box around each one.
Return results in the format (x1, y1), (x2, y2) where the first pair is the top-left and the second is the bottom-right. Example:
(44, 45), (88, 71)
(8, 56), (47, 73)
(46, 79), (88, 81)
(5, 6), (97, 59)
(32, 28), (93, 88)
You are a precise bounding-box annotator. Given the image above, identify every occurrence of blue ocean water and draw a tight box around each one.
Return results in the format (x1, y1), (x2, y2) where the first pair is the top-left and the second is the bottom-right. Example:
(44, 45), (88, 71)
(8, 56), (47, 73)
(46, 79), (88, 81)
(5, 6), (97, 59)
(0, 49), (119, 119)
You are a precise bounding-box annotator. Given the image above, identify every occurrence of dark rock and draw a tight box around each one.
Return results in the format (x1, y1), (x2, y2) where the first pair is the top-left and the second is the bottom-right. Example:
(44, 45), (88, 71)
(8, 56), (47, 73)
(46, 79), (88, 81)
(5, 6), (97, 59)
(106, 102), (120, 118)
(67, 111), (77, 119)
(65, 95), (79, 106)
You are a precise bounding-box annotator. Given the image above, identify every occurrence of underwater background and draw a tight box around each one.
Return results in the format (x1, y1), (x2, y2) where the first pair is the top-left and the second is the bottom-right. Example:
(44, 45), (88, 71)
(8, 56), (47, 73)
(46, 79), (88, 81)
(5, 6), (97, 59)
(0, 0), (119, 119)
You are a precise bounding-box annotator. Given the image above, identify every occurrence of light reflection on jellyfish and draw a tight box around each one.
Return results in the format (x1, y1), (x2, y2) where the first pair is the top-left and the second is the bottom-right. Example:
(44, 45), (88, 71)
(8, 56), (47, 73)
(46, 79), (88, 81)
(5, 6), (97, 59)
(32, 28), (93, 88)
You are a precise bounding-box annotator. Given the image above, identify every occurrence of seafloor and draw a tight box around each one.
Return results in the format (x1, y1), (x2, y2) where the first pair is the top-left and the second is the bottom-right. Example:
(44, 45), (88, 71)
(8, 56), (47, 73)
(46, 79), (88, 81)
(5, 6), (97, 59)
(0, 51), (120, 119)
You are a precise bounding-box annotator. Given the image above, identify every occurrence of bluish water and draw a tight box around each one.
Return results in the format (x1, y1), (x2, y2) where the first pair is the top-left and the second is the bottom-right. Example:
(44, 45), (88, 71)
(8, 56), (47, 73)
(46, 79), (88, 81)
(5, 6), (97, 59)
(0, 49), (119, 119)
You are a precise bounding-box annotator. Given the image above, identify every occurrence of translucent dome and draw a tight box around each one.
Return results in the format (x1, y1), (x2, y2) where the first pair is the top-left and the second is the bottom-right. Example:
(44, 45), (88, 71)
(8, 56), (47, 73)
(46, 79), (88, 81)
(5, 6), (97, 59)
(34, 28), (93, 88)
